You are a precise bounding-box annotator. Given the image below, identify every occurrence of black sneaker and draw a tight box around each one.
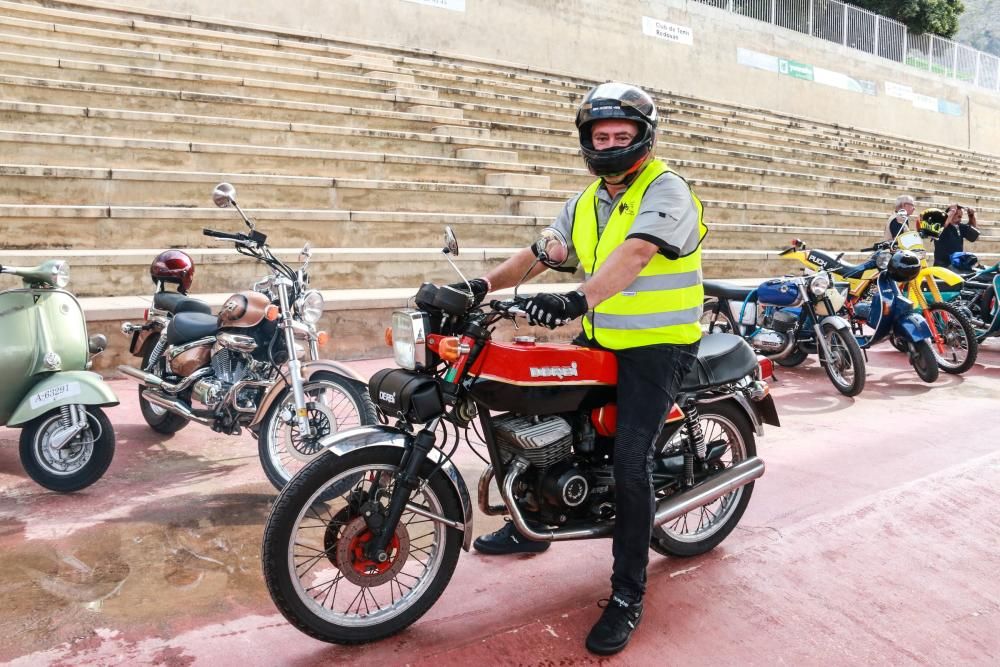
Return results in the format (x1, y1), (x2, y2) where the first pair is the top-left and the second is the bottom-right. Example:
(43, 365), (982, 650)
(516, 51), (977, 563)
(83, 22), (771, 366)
(585, 593), (644, 656)
(472, 519), (550, 555)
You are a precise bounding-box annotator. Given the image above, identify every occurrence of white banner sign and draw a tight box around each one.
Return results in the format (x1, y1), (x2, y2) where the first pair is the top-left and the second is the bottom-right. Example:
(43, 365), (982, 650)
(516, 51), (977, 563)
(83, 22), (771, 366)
(884, 81), (913, 101)
(402, 0), (465, 11)
(642, 16), (693, 46)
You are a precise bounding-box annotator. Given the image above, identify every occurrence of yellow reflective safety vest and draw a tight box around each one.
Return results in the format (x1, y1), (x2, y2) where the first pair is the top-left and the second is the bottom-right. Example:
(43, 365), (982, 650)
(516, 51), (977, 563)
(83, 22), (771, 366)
(572, 159), (706, 349)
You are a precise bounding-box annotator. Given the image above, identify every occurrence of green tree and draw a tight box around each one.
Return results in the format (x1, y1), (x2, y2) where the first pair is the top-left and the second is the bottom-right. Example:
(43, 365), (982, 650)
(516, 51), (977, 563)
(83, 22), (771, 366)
(852, 0), (965, 38)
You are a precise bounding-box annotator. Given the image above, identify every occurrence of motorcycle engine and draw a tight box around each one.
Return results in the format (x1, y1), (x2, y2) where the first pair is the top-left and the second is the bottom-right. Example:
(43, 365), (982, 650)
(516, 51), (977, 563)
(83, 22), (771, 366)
(494, 414), (606, 524)
(192, 378), (228, 409)
(750, 329), (788, 353)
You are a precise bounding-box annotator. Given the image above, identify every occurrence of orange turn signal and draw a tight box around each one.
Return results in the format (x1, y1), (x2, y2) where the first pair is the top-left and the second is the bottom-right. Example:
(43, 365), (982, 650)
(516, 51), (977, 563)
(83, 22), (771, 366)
(316, 331), (330, 347)
(438, 336), (462, 362)
(384, 327), (393, 347)
(264, 304), (280, 321)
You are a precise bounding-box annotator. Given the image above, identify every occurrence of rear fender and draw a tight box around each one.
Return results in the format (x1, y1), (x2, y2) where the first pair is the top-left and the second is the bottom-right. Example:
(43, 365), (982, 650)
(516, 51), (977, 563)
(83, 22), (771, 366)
(320, 425), (474, 551)
(250, 360), (368, 427)
(8, 371), (119, 426)
(699, 392), (777, 437)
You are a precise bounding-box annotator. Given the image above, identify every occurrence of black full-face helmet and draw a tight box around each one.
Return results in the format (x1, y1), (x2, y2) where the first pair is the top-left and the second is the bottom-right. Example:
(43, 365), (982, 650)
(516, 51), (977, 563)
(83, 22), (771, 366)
(575, 82), (658, 178)
(887, 250), (921, 282)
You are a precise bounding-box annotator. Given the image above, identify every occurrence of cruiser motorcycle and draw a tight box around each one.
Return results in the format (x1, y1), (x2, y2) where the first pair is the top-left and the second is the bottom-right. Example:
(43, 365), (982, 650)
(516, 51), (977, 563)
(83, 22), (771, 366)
(119, 183), (376, 489)
(261, 228), (779, 644)
(1, 259), (118, 491)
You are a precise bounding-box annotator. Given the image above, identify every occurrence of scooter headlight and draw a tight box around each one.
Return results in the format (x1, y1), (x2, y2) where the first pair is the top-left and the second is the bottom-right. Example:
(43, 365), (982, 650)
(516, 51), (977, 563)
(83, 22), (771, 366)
(876, 251), (891, 270)
(809, 271), (831, 297)
(297, 290), (324, 324)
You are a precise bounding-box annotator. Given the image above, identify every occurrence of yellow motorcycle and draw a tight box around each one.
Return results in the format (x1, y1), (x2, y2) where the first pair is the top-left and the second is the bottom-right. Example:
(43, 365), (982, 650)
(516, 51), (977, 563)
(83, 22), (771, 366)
(780, 235), (977, 374)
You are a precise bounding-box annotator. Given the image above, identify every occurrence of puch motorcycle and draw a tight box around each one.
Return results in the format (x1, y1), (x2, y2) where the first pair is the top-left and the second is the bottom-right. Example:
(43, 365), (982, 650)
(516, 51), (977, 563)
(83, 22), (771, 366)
(119, 183), (376, 489)
(1, 259), (118, 491)
(701, 271), (866, 397)
(261, 228), (779, 644)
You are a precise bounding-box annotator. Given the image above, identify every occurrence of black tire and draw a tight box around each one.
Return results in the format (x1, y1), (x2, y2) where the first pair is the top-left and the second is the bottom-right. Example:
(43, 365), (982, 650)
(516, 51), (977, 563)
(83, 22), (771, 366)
(261, 446), (463, 644)
(700, 297), (740, 335)
(650, 400), (756, 558)
(820, 323), (866, 397)
(775, 346), (809, 367)
(909, 339), (940, 383)
(258, 373), (378, 490)
(138, 336), (189, 434)
(924, 301), (978, 374)
(19, 406), (115, 492)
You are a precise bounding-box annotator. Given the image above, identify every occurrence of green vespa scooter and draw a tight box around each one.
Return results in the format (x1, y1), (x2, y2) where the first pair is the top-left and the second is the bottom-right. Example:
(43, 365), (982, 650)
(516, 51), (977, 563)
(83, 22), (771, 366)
(1, 260), (119, 491)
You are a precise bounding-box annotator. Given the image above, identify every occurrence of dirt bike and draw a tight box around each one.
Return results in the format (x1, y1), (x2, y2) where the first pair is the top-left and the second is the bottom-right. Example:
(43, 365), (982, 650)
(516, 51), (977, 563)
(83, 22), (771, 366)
(119, 183), (377, 489)
(1, 259), (118, 491)
(260, 228), (779, 644)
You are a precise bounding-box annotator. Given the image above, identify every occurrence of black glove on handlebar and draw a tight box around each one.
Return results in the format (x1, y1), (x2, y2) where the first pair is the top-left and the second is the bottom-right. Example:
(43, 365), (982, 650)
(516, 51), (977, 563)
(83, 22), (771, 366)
(524, 290), (588, 329)
(448, 278), (490, 308)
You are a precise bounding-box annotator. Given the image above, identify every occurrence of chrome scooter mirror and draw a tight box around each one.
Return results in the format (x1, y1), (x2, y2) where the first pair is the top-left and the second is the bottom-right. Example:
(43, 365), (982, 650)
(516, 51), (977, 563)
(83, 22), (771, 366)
(441, 226), (472, 297)
(532, 228), (570, 268)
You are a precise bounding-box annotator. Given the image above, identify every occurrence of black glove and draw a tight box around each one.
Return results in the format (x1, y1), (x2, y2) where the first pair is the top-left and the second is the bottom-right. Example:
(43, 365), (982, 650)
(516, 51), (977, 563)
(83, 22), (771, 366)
(447, 278), (490, 308)
(524, 290), (588, 329)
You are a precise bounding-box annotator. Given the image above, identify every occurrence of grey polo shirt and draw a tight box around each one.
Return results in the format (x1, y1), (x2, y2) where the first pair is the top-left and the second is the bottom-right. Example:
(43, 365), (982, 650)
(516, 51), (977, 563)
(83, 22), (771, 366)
(547, 170), (703, 270)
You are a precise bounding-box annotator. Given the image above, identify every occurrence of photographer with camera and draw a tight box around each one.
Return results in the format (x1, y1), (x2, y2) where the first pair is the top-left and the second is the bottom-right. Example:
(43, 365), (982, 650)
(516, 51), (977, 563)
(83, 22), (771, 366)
(918, 203), (979, 267)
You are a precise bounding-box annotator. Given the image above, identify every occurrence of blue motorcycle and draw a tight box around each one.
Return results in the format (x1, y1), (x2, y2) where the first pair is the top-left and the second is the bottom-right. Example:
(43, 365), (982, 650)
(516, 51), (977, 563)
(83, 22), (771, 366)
(938, 256), (1000, 345)
(703, 270), (866, 396)
(847, 247), (939, 383)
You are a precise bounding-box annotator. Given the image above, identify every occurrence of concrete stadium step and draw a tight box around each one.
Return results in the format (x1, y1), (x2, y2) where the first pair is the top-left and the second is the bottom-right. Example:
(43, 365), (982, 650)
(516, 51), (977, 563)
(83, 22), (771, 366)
(0, 205), (554, 250)
(1, 244), (838, 301)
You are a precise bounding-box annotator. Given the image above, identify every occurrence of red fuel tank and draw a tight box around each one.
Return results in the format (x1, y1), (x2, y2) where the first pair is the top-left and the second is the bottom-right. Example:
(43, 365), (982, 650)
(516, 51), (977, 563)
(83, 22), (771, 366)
(466, 338), (617, 414)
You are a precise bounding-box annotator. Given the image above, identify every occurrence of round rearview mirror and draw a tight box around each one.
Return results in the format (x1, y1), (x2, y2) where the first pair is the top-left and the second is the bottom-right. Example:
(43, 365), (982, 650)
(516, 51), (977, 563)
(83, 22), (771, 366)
(443, 226), (460, 256)
(533, 228), (569, 268)
(212, 182), (237, 208)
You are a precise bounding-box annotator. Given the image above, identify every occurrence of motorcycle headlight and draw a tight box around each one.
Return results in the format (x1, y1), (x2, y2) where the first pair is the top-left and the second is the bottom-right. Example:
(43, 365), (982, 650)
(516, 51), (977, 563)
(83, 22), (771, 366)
(297, 290), (324, 324)
(809, 271), (831, 297)
(392, 309), (430, 371)
(50, 260), (70, 288)
(876, 251), (891, 270)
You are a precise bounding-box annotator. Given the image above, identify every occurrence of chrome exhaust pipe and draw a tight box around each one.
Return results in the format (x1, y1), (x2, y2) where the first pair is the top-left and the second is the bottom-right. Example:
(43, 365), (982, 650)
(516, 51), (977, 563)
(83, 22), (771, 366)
(500, 456), (765, 542)
(117, 365), (211, 394)
(653, 457), (765, 526)
(478, 465), (508, 516)
(141, 391), (213, 426)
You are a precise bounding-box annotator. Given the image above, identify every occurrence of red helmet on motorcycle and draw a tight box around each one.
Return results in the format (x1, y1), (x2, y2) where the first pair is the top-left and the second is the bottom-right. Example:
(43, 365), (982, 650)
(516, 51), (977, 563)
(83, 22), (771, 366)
(150, 250), (195, 294)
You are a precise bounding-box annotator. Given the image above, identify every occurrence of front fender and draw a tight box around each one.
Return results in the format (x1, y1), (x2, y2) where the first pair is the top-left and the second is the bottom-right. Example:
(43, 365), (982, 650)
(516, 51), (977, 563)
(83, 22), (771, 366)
(922, 266), (964, 286)
(320, 425), (474, 552)
(9, 370), (119, 426)
(895, 314), (933, 342)
(819, 314), (851, 331)
(250, 360), (370, 428)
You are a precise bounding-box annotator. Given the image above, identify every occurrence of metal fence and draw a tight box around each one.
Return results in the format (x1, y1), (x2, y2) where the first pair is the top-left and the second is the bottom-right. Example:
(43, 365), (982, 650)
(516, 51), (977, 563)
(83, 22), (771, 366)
(694, 0), (1000, 94)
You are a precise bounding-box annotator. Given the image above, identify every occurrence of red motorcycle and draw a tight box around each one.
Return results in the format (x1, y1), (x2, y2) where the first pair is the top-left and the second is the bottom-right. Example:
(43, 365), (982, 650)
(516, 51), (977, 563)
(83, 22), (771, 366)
(261, 229), (779, 644)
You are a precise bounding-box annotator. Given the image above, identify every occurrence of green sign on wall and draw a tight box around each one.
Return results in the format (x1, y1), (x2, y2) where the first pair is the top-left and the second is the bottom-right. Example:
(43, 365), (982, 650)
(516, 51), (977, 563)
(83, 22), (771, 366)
(779, 58), (814, 81)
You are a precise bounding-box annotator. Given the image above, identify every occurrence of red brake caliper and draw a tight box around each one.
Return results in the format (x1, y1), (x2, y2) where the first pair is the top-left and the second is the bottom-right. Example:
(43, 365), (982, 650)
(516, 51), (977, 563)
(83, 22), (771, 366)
(349, 530), (401, 576)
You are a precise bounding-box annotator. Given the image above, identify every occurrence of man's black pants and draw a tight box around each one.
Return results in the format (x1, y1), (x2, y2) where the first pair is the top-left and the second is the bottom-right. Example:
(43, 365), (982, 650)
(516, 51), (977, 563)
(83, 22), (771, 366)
(576, 335), (700, 603)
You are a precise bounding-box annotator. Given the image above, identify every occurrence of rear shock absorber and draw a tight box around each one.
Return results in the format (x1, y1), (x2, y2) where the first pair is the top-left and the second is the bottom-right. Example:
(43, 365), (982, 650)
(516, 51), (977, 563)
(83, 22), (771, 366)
(683, 402), (705, 486)
(144, 324), (169, 371)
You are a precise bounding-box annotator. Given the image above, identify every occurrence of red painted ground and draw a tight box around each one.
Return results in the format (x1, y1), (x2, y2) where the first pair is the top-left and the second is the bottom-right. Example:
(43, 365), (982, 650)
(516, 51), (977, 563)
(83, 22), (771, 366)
(2, 343), (999, 666)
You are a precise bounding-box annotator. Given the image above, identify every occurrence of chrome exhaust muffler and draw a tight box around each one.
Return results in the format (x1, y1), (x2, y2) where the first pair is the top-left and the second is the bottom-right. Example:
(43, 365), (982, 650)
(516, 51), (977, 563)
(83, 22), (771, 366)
(141, 390), (213, 426)
(500, 456), (765, 542)
(117, 365), (211, 394)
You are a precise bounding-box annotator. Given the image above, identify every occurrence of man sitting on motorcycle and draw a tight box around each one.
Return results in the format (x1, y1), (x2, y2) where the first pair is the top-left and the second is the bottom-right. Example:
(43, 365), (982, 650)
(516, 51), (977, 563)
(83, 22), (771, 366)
(451, 82), (706, 656)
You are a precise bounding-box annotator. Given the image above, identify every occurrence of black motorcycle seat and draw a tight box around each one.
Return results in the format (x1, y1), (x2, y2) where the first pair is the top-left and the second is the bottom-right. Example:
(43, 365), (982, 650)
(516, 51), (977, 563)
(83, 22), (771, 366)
(703, 280), (756, 301)
(167, 312), (219, 344)
(681, 333), (759, 391)
(153, 291), (212, 315)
